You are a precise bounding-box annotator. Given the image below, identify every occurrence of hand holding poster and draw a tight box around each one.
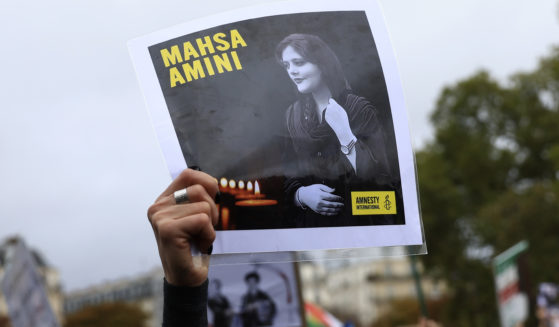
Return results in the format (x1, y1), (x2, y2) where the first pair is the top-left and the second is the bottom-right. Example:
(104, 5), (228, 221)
(129, 0), (424, 254)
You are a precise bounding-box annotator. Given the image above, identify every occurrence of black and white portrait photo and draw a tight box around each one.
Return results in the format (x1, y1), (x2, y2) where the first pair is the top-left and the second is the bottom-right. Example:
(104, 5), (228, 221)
(206, 262), (303, 327)
(276, 33), (402, 228)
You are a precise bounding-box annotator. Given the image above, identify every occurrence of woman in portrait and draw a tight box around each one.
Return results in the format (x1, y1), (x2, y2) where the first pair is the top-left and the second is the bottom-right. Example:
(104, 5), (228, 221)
(276, 33), (398, 228)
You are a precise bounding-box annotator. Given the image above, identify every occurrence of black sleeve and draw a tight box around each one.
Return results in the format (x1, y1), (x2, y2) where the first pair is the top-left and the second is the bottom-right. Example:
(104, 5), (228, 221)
(347, 96), (393, 185)
(281, 109), (305, 228)
(163, 278), (208, 327)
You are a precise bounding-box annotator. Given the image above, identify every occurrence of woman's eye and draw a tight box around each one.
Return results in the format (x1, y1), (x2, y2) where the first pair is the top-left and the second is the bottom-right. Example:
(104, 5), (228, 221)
(293, 60), (306, 67)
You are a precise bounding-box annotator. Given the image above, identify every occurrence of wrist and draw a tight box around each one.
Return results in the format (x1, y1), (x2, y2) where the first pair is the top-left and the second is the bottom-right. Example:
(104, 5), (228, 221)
(340, 134), (357, 155)
(295, 187), (307, 210)
(165, 268), (207, 287)
(337, 131), (356, 146)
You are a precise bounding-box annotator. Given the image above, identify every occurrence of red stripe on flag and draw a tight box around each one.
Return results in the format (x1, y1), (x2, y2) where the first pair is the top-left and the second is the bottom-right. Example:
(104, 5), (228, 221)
(499, 282), (519, 303)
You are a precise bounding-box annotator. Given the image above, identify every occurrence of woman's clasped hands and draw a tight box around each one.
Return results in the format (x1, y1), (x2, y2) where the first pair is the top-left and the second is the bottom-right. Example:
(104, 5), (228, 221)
(297, 184), (344, 216)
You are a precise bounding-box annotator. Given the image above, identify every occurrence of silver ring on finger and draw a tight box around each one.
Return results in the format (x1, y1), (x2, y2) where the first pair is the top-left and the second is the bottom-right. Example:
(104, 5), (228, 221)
(173, 188), (189, 204)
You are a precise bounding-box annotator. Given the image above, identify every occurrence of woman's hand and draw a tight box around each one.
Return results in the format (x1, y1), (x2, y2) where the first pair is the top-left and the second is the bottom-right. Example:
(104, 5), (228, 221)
(323, 98), (355, 145)
(297, 184), (344, 216)
(147, 169), (219, 287)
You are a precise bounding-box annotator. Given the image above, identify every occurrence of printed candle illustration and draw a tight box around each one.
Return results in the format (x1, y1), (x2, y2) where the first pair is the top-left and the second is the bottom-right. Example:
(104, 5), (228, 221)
(236, 180), (265, 200)
(218, 178), (275, 229)
(235, 180), (278, 229)
(215, 177), (279, 229)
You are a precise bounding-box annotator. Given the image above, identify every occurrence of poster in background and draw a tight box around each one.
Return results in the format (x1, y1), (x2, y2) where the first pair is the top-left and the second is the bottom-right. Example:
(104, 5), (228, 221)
(493, 241), (530, 327)
(0, 240), (59, 327)
(207, 261), (303, 327)
(129, 0), (423, 254)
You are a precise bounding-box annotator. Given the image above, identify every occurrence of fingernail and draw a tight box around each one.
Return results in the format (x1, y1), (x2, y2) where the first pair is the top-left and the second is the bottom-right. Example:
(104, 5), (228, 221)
(214, 191), (221, 204)
(190, 166), (202, 171)
(207, 245), (213, 255)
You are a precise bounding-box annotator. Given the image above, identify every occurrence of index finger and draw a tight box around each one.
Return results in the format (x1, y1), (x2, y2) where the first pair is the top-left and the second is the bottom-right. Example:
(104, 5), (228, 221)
(322, 193), (343, 202)
(157, 169), (219, 201)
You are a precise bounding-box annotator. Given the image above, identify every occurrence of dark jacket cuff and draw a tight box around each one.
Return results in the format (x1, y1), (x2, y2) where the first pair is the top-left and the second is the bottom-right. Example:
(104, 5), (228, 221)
(163, 278), (208, 326)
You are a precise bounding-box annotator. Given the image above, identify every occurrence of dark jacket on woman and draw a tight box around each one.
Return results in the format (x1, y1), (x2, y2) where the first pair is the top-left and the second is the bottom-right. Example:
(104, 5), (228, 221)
(283, 92), (403, 227)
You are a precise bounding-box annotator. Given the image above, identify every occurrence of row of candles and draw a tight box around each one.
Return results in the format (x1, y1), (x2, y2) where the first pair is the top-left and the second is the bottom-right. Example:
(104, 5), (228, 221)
(218, 178), (265, 199)
(216, 177), (278, 230)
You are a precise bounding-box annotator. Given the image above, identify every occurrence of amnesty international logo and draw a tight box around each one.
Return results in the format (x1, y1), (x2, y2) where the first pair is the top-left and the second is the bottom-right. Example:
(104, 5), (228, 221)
(351, 191), (397, 215)
(384, 195), (392, 211)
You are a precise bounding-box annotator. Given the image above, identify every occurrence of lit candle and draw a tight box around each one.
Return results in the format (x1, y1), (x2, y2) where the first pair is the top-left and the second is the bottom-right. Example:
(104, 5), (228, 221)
(220, 178), (228, 188)
(235, 180), (265, 200)
(229, 179), (236, 189)
(238, 180), (245, 190)
(221, 207), (230, 230)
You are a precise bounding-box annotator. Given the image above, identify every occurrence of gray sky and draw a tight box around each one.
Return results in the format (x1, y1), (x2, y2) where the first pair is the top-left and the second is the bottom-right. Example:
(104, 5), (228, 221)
(0, 0), (558, 291)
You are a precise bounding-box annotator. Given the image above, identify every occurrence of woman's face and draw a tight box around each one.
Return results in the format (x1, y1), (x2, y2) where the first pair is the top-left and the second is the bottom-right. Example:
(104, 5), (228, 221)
(281, 45), (324, 94)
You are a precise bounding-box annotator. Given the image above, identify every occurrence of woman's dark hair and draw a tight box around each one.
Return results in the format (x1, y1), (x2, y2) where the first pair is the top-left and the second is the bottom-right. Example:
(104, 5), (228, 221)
(275, 33), (351, 98)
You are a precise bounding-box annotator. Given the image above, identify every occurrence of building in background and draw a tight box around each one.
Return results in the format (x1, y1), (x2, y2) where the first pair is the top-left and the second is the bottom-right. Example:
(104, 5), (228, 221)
(0, 236), (445, 327)
(300, 255), (446, 326)
(0, 236), (64, 326)
(64, 267), (164, 327)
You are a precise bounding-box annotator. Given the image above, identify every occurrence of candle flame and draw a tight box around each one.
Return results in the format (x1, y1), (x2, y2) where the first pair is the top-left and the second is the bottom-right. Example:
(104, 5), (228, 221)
(247, 181), (253, 192)
(255, 180), (260, 195)
(220, 178), (228, 188)
(229, 179), (236, 189)
(238, 180), (245, 190)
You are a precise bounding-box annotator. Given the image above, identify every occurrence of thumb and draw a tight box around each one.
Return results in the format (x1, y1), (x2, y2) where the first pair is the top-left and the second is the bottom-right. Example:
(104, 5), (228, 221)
(328, 98), (339, 106)
(319, 185), (335, 193)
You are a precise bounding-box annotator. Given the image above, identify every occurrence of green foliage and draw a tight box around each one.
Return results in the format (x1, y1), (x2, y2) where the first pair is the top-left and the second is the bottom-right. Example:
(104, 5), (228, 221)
(417, 47), (559, 326)
(371, 297), (447, 327)
(371, 298), (420, 327)
(64, 302), (148, 327)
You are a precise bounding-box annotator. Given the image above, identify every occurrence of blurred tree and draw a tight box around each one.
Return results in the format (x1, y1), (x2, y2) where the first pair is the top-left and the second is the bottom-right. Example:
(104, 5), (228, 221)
(0, 315), (10, 327)
(417, 47), (559, 326)
(371, 298), (419, 327)
(64, 302), (148, 327)
(370, 297), (446, 327)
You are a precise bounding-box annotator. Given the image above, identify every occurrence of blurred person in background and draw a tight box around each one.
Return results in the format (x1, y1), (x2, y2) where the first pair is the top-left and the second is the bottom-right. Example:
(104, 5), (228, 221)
(240, 271), (276, 327)
(208, 279), (233, 327)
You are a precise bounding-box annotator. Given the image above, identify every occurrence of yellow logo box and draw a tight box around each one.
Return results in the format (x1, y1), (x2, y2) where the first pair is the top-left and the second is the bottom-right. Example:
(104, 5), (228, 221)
(351, 191), (397, 215)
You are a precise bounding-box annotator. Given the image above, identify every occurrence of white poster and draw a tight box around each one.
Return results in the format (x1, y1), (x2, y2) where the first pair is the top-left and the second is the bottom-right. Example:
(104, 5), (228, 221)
(129, 0), (423, 254)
